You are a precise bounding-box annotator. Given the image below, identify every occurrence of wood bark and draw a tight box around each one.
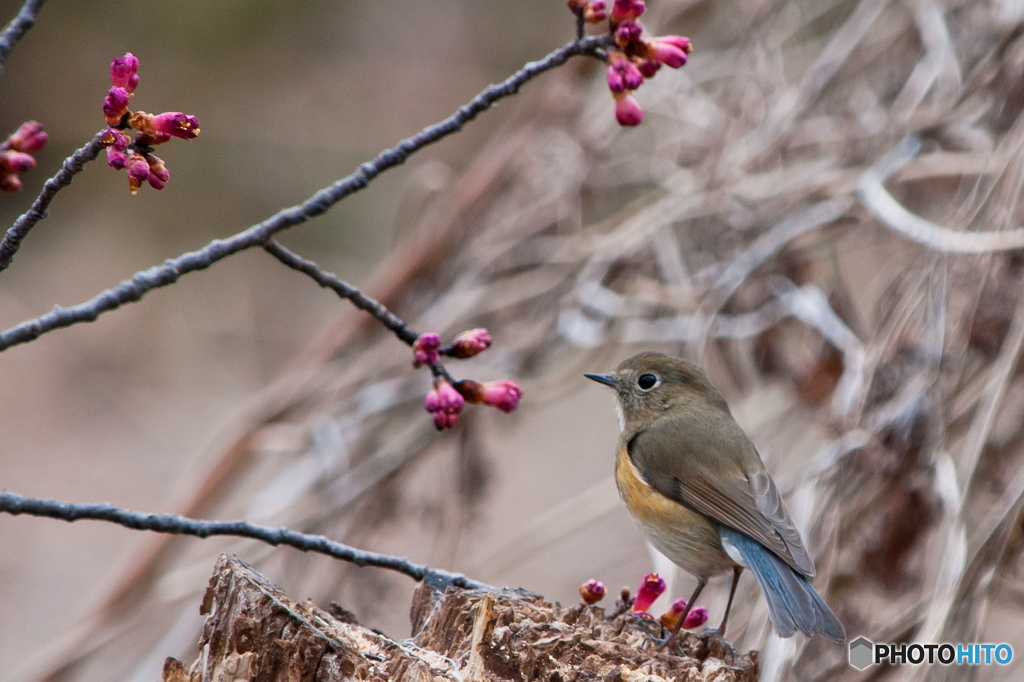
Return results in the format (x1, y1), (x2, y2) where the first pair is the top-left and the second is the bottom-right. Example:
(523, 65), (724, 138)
(163, 555), (758, 682)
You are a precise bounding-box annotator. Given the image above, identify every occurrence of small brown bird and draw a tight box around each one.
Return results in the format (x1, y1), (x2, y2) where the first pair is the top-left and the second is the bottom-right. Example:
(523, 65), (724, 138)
(586, 352), (844, 644)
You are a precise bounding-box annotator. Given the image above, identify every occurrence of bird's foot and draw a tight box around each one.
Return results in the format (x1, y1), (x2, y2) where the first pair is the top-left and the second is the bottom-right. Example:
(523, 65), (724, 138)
(653, 631), (678, 652)
(654, 628), (698, 656)
(631, 614), (674, 650)
(702, 627), (735, 663)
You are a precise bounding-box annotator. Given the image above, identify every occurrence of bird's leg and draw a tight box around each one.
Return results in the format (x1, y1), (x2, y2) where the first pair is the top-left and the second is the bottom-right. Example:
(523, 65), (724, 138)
(654, 577), (707, 651)
(704, 566), (742, 662)
(718, 566), (743, 636)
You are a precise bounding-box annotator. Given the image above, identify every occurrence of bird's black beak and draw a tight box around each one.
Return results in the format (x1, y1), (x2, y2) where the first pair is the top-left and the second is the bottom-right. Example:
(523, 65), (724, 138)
(584, 372), (617, 388)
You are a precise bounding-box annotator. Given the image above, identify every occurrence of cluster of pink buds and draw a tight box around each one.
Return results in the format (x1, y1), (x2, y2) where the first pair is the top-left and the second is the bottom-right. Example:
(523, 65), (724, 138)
(1, 121), (47, 193)
(415, 327), (522, 430)
(98, 53), (200, 194)
(568, 0), (693, 126)
(628, 572), (709, 631)
(413, 333), (442, 367)
(659, 598), (709, 631)
(579, 579), (607, 605)
(423, 377), (523, 430)
(424, 380), (465, 430)
(412, 328), (494, 367)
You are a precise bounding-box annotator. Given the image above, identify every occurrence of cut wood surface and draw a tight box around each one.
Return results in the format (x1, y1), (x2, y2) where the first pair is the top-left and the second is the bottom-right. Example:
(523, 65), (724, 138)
(164, 555), (758, 682)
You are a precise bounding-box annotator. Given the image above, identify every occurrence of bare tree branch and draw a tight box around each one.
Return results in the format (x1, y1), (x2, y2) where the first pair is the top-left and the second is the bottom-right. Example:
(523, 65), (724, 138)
(263, 240), (459, 384)
(0, 490), (487, 589)
(0, 134), (104, 272)
(0, 0), (47, 74)
(264, 240), (419, 345)
(0, 34), (611, 353)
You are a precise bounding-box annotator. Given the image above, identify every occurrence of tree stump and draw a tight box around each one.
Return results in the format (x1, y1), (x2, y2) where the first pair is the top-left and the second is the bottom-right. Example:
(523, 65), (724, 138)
(163, 555), (758, 681)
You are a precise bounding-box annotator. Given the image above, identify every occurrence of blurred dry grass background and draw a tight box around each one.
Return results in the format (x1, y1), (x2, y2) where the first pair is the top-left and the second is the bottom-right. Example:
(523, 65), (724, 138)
(3, 0), (1024, 680)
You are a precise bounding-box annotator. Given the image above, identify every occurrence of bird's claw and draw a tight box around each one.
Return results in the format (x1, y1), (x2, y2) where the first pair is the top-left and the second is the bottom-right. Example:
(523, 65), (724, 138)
(631, 614), (675, 651)
(652, 630), (673, 651)
(703, 627), (735, 663)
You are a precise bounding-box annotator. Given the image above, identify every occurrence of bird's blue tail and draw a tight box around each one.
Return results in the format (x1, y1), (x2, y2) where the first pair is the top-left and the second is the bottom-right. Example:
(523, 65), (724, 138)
(720, 528), (845, 642)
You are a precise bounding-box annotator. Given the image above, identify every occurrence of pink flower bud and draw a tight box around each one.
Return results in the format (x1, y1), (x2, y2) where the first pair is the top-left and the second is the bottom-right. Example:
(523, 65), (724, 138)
(127, 154), (150, 195)
(8, 121), (47, 152)
(425, 380), (465, 430)
(433, 410), (459, 430)
(657, 35), (693, 54)
(615, 19), (643, 47)
(636, 59), (661, 78)
(660, 598), (687, 629)
(611, 0), (645, 23)
(146, 155), (169, 189)
(110, 53), (140, 93)
(149, 112), (201, 140)
(413, 333), (442, 367)
(105, 147), (129, 170)
(632, 573), (666, 614)
(658, 598), (710, 631)
(0, 172), (23, 193)
(449, 328), (492, 358)
(423, 387), (440, 413)
(479, 381), (522, 412)
(436, 380), (464, 410)
(99, 128), (130, 151)
(103, 87), (131, 126)
(613, 92), (644, 127)
(1, 150), (36, 173)
(607, 55), (644, 93)
(579, 579), (607, 605)
(647, 35), (692, 68)
(682, 605), (709, 630)
(585, 0), (608, 22)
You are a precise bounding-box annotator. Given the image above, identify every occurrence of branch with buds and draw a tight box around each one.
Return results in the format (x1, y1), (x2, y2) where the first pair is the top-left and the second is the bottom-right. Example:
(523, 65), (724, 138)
(0, 33), (612, 355)
(264, 241), (522, 430)
(0, 132), (97, 273)
(99, 53), (200, 193)
(569, 0), (693, 126)
(0, 6), (694, 424)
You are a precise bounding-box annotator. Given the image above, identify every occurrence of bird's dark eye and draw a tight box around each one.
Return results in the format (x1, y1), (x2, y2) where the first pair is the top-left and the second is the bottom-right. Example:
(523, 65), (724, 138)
(637, 373), (659, 390)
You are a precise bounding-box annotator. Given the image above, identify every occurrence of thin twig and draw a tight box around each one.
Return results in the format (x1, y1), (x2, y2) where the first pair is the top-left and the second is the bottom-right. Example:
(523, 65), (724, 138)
(0, 490), (487, 589)
(0, 34), (611, 353)
(0, 0), (47, 74)
(263, 240), (418, 344)
(0, 134), (104, 272)
(264, 240), (457, 383)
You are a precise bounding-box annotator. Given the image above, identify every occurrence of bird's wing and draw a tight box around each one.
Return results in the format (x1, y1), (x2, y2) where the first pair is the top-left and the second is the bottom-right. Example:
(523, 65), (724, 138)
(628, 415), (816, 577)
